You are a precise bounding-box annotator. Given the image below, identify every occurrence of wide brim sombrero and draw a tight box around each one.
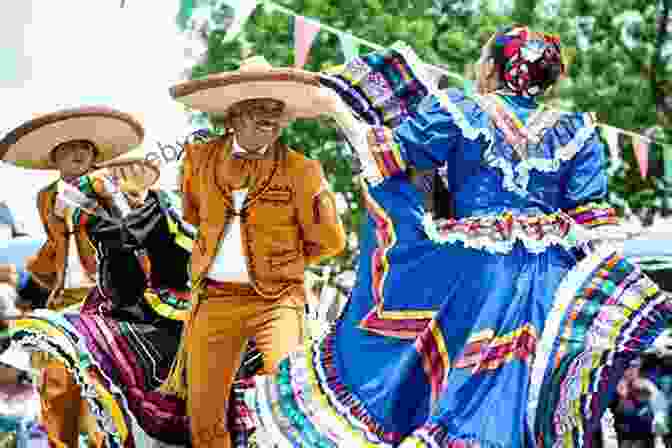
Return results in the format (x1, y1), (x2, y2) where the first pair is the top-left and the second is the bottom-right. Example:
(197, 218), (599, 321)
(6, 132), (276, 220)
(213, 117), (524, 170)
(94, 157), (161, 191)
(0, 106), (145, 170)
(170, 56), (327, 119)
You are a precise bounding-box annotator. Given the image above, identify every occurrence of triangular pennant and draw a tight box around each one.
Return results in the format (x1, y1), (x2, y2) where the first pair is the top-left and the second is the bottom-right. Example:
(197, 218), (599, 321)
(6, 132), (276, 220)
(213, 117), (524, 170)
(463, 79), (476, 97)
(604, 126), (621, 163)
(338, 32), (359, 62)
(294, 15), (321, 68)
(222, 0), (258, 43)
(176, 0), (197, 29)
(632, 135), (650, 179)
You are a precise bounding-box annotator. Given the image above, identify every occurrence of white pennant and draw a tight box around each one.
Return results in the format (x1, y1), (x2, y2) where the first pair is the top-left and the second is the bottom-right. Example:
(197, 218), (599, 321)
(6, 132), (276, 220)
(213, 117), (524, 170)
(222, 0), (258, 43)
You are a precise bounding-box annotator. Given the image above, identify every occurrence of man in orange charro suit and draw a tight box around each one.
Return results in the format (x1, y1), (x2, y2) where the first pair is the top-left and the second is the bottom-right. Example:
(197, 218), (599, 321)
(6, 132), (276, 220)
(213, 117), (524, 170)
(160, 56), (347, 447)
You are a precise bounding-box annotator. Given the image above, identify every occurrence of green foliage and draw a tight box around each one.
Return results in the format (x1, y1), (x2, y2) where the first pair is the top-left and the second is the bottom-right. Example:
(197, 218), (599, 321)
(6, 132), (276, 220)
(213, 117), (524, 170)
(180, 0), (669, 277)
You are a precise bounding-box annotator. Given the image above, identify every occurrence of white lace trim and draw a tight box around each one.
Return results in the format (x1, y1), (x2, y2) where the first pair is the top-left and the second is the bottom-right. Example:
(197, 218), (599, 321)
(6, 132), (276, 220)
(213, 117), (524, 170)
(422, 213), (579, 254)
(481, 113), (597, 196)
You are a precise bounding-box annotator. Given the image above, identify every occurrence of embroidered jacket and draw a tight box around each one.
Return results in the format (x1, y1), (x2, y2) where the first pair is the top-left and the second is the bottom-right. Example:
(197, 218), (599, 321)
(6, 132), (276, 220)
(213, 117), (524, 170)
(181, 135), (346, 298)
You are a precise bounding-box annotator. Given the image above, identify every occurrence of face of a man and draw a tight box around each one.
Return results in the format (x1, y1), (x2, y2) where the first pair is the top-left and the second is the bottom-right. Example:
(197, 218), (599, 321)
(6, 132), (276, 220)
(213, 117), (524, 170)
(232, 99), (288, 152)
(50, 140), (97, 179)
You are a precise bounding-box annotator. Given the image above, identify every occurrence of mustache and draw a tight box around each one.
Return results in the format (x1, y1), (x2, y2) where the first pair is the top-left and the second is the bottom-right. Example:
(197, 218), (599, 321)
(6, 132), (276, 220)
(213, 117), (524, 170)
(253, 117), (289, 129)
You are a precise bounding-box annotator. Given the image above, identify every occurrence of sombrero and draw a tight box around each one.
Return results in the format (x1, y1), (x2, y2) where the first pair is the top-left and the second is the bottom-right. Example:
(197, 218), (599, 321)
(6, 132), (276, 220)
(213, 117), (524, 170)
(94, 157), (161, 192)
(170, 55), (328, 119)
(0, 106), (145, 170)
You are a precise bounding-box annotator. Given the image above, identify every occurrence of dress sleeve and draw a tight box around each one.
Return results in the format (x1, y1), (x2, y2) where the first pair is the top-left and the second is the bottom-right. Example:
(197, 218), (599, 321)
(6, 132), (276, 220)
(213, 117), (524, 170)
(560, 114), (619, 229)
(356, 93), (467, 185)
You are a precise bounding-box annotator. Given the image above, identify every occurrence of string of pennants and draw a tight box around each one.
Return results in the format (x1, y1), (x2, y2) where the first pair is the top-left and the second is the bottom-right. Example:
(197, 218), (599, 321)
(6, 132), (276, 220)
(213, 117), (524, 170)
(184, 0), (669, 180)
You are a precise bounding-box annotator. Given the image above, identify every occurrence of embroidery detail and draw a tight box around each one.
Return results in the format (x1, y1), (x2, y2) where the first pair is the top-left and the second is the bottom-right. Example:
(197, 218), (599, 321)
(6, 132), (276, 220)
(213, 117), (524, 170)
(422, 211), (577, 254)
(454, 324), (538, 374)
(565, 202), (618, 228)
(259, 187), (292, 203)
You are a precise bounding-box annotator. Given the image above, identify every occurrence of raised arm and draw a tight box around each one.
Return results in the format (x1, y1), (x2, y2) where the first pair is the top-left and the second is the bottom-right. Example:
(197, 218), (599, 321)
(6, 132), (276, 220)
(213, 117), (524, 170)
(332, 91), (475, 186)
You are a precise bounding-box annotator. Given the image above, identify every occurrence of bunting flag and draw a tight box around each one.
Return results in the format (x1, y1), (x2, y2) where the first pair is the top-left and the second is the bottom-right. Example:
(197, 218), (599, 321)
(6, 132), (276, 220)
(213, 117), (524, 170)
(603, 126), (623, 175)
(633, 135), (651, 179)
(222, 0), (259, 42)
(294, 15), (321, 68)
(338, 32), (359, 62)
(176, 0), (196, 29)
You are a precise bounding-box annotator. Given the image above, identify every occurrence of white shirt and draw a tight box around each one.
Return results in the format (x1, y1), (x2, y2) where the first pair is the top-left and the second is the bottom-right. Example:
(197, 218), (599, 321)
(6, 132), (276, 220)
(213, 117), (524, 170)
(230, 135), (269, 158)
(207, 136), (265, 283)
(56, 180), (96, 290)
(207, 189), (250, 283)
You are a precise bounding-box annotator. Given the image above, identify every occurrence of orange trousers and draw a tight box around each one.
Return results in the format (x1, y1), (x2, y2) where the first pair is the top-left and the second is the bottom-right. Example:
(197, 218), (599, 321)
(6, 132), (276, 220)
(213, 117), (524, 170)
(186, 282), (304, 448)
(39, 360), (102, 448)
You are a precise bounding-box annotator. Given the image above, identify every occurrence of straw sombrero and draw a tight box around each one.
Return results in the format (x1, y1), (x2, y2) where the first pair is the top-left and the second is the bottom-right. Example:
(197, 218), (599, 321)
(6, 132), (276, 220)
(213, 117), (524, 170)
(170, 56), (328, 118)
(94, 157), (161, 192)
(0, 106), (145, 170)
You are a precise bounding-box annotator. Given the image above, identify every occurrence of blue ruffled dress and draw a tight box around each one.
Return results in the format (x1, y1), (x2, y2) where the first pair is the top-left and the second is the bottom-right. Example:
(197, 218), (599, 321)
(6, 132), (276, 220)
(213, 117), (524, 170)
(245, 56), (671, 447)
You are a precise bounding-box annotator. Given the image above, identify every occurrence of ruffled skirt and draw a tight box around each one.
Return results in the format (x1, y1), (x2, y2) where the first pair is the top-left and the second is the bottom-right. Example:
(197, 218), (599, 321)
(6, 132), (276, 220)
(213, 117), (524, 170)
(241, 244), (671, 448)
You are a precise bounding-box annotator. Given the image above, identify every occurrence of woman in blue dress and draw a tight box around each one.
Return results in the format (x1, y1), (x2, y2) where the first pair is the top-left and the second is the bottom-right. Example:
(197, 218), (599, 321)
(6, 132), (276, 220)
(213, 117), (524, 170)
(240, 25), (672, 448)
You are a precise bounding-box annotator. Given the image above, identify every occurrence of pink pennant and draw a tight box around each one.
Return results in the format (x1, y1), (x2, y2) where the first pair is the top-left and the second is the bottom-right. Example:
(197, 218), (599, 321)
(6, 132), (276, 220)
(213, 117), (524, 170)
(294, 15), (321, 68)
(633, 135), (650, 179)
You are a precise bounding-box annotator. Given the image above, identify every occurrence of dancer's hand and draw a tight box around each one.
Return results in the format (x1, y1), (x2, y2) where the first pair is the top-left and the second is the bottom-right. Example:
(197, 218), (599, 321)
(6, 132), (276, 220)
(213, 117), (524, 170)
(46, 287), (64, 310)
(653, 412), (670, 435)
(0, 265), (18, 289)
(314, 87), (344, 115)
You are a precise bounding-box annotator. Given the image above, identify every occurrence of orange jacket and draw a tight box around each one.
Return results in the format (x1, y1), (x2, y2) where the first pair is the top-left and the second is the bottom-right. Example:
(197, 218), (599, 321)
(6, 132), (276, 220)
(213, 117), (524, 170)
(181, 136), (346, 299)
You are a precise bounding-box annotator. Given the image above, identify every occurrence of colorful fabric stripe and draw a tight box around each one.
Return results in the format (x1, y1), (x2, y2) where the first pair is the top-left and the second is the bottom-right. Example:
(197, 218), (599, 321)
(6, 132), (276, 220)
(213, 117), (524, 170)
(453, 324), (538, 374)
(251, 330), (401, 447)
(142, 288), (191, 321)
(565, 202), (619, 228)
(241, 245), (672, 448)
(414, 320), (450, 406)
(358, 179), (433, 339)
(529, 246), (672, 447)
(364, 126), (408, 179)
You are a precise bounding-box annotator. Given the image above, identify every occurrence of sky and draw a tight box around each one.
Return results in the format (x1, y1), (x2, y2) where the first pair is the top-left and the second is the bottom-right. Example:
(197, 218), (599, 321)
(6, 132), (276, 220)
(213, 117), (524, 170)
(0, 0), (197, 235)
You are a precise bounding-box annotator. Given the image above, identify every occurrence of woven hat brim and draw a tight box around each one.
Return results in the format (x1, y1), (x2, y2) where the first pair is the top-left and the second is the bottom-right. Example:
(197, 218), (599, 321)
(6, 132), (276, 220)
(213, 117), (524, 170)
(170, 70), (329, 118)
(0, 106), (144, 170)
(94, 157), (161, 191)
